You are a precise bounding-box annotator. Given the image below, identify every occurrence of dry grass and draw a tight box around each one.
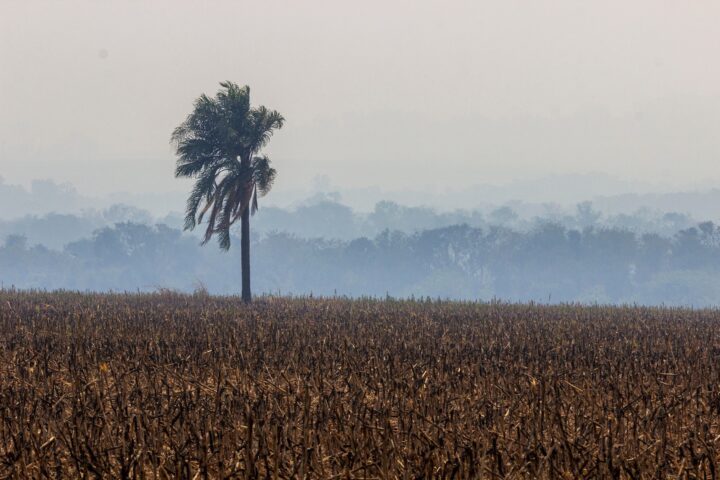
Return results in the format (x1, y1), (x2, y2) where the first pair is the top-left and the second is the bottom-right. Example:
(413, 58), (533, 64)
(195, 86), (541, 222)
(1, 291), (720, 478)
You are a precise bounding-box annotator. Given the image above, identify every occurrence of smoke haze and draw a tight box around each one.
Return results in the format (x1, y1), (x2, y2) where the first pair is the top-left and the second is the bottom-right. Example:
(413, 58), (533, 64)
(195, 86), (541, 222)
(2, 1), (720, 197)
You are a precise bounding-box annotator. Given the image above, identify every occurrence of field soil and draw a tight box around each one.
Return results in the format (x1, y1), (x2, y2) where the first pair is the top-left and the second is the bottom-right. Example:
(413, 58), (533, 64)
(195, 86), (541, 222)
(1, 291), (720, 478)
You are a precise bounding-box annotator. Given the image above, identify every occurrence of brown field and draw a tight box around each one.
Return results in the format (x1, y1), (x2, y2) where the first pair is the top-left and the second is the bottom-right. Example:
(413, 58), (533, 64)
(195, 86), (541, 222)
(1, 291), (720, 478)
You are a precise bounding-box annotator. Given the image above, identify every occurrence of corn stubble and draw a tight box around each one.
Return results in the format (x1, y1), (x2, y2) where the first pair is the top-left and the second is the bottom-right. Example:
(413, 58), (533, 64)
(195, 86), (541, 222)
(1, 291), (720, 478)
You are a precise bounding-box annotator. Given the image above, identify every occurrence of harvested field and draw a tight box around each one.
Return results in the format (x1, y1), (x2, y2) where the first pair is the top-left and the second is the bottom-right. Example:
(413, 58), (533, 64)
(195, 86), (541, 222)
(1, 290), (720, 478)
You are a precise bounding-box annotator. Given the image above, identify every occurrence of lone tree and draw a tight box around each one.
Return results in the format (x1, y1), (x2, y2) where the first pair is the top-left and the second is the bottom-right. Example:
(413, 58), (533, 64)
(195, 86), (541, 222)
(172, 82), (284, 303)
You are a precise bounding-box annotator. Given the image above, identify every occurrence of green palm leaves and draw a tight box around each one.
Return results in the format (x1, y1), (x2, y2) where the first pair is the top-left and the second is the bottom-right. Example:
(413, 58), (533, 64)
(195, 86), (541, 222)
(171, 82), (284, 250)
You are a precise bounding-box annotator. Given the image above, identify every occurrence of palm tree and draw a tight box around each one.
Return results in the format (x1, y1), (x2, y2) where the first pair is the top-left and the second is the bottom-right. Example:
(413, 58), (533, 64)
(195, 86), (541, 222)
(171, 81), (284, 303)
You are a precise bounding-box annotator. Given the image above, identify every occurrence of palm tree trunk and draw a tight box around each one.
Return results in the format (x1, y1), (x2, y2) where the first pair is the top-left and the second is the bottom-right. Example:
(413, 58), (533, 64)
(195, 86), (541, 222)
(241, 205), (251, 303)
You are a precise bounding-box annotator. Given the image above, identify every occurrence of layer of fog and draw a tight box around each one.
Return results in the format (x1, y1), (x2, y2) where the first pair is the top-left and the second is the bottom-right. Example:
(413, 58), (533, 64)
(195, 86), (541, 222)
(4, 215), (720, 307)
(5, 174), (720, 220)
(3, 176), (720, 306)
(3, 1), (720, 195)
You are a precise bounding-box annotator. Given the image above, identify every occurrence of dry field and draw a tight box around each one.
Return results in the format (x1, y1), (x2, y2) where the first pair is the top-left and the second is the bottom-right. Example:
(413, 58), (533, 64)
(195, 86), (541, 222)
(1, 291), (720, 478)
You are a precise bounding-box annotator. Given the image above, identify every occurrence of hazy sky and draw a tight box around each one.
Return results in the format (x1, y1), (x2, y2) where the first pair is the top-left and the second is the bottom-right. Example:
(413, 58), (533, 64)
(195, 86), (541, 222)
(1, 0), (719, 200)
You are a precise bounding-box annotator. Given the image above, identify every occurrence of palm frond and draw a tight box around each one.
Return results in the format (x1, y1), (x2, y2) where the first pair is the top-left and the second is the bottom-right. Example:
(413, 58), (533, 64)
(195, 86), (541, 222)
(216, 225), (232, 251)
(216, 186), (240, 251)
(247, 107), (285, 151)
(184, 170), (218, 230)
(174, 140), (222, 178)
(251, 155), (277, 196)
(202, 192), (225, 245)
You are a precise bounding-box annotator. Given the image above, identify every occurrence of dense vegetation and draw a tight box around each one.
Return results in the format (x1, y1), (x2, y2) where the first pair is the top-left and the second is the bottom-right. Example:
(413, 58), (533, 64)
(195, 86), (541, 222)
(2, 291), (720, 477)
(3, 218), (720, 305)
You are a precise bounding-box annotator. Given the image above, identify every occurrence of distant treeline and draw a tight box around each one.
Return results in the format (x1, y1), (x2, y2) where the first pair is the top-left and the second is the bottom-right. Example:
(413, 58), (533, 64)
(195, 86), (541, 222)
(0, 197), (701, 249)
(3, 219), (720, 306)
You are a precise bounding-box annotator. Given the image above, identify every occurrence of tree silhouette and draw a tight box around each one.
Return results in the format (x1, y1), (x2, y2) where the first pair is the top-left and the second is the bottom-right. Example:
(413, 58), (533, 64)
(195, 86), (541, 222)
(172, 82), (284, 302)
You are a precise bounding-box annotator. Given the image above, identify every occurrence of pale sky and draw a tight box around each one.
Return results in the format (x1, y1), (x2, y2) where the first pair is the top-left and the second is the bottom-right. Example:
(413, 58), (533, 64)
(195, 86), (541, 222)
(1, 0), (719, 200)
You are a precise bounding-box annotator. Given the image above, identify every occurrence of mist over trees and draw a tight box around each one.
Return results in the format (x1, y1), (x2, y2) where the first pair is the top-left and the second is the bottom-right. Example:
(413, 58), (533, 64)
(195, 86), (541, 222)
(2, 198), (720, 306)
(1, 195), (699, 249)
(254, 199), (698, 240)
(7, 175), (720, 221)
(2, 177), (718, 306)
